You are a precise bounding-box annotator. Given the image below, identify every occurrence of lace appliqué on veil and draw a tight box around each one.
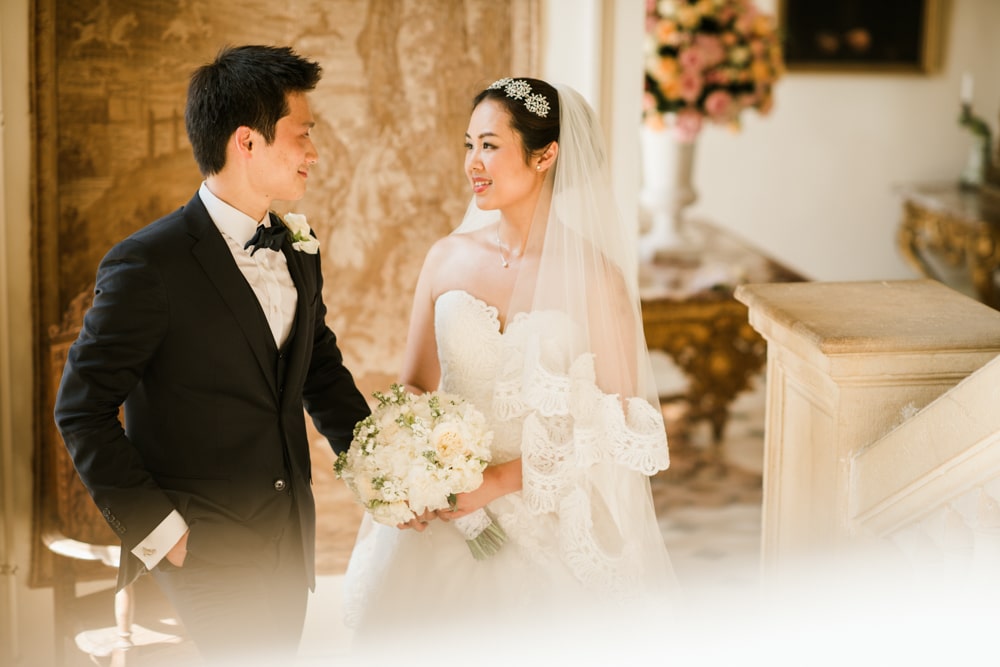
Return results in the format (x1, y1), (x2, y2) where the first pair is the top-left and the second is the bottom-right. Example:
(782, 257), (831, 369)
(493, 312), (670, 593)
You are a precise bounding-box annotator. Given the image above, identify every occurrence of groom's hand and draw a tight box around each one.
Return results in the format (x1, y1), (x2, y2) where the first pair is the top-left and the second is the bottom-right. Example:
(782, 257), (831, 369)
(165, 529), (190, 567)
(398, 509), (435, 532)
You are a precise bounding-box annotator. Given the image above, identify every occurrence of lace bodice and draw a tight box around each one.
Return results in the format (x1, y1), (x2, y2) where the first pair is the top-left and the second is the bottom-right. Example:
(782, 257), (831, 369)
(435, 290), (519, 462)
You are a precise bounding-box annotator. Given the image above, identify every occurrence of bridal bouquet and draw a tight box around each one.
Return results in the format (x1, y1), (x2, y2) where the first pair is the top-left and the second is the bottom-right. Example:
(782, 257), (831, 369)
(335, 384), (507, 559)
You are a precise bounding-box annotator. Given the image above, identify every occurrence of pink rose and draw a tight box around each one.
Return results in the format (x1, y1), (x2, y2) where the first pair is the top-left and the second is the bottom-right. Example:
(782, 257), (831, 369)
(677, 45), (705, 70)
(705, 69), (729, 85)
(704, 90), (733, 120)
(679, 47), (702, 71)
(695, 35), (726, 68)
(736, 7), (758, 35)
(673, 109), (703, 143)
(679, 71), (702, 103)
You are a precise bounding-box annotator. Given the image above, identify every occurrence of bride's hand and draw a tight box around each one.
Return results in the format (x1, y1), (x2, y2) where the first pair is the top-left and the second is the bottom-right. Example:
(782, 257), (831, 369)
(437, 458), (523, 521)
(438, 488), (485, 521)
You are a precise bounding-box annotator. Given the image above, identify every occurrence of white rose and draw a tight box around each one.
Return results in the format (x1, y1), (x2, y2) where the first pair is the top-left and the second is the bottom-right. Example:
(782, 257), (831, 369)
(373, 501), (413, 527)
(282, 212), (320, 254)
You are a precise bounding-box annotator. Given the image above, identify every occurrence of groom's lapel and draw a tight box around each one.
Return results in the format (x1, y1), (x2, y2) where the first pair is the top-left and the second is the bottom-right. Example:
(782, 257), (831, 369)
(273, 211), (314, 405)
(185, 194), (279, 399)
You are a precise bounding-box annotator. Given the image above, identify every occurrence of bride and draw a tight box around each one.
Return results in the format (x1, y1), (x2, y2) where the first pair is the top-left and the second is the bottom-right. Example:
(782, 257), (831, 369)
(342, 77), (675, 656)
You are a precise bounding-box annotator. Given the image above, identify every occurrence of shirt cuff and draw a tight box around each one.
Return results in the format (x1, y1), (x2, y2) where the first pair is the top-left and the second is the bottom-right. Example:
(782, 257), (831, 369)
(131, 510), (188, 570)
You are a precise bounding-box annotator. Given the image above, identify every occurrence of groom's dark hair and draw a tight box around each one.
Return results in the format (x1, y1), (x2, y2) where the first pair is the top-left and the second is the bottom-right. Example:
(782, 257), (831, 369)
(185, 45), (322, 176)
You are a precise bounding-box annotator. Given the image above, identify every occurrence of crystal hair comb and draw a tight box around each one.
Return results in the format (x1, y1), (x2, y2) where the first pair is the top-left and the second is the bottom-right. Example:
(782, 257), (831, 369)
(487, 78), (551, 118)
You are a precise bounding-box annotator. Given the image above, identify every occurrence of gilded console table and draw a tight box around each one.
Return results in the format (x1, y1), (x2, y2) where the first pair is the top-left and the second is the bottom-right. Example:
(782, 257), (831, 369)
(640, 222), (805, 443)
(897, 182), (1000, 309)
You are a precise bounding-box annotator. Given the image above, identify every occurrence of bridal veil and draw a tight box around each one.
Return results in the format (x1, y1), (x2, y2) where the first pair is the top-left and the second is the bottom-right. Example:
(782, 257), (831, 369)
(452, 83), (674, 597)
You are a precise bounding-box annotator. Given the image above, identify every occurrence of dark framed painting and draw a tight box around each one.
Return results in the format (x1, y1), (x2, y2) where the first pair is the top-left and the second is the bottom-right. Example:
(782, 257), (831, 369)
(779, 0), (944, 73)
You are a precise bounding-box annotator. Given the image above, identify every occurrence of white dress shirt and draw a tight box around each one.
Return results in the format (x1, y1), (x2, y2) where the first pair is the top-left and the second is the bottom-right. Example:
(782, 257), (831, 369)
(132, 183), (298, 570)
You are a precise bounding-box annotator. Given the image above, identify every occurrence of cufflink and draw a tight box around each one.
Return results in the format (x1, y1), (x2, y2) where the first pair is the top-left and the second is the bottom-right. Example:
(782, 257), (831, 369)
(141, 547), (156, 557)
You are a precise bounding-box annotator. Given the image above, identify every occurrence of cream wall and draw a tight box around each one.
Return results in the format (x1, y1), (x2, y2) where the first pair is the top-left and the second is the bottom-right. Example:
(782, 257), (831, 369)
(547, 0), (1000, 282)
(694, 0), (1000, 281)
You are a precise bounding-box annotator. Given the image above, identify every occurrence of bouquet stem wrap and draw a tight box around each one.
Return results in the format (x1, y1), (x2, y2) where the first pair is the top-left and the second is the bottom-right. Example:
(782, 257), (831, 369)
(452, 509), (507, 560)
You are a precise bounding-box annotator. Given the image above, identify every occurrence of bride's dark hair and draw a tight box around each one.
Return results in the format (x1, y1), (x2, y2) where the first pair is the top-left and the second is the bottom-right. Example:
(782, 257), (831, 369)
(473, 77), (560, 163)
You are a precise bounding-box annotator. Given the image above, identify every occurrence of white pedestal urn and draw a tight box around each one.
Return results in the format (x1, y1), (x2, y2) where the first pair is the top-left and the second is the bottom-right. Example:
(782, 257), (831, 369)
(638, 124), (697, 262)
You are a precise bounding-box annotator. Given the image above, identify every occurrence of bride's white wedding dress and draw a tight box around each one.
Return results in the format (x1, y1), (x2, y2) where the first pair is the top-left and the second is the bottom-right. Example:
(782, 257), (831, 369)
(342, 289), (674, 646)
(344, 290), (672, 643)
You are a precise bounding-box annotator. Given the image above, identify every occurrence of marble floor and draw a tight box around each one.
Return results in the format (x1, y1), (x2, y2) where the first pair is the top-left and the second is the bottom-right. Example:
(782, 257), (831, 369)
(652, 379), (765, 601)
(69, 376), (767, 665)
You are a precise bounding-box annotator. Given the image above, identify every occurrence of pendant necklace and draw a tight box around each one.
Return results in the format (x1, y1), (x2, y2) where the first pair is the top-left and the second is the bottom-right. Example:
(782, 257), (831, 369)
(495, 228), (513, 269)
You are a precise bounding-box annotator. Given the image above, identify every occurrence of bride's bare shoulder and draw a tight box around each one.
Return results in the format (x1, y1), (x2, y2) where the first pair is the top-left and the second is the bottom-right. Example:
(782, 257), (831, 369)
(418, 232), (491, 299)
(423, 231), (486, 264)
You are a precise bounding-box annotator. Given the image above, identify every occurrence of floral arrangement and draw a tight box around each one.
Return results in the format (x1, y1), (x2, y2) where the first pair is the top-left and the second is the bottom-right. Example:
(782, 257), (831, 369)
(334, 384), (507, 559)
(643, 0), (784, 141)
(282, 212), (320, 254)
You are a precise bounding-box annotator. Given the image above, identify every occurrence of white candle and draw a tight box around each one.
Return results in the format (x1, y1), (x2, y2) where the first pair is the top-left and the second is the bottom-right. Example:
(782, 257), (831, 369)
(961, 72), (974, 105)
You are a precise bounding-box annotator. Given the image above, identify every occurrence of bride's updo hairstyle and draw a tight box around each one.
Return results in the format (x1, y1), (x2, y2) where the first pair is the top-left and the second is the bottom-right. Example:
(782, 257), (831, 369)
(473, 77), (560, 164)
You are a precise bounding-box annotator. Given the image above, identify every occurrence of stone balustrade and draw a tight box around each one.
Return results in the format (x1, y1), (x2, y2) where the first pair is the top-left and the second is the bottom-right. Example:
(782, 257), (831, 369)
(852, 352), (1000, 577)
(734, 280), (1000, 575)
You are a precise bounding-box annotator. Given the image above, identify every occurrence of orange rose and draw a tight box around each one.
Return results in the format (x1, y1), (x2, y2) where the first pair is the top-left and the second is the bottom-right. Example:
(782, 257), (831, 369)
(655, 19), (678, 44)
(753, 14), (773, 37)
(751, 59), (771, 82)
(645, 113), (667, 132)
(653, 56), (680, 83)
(676, 5), (700, 29)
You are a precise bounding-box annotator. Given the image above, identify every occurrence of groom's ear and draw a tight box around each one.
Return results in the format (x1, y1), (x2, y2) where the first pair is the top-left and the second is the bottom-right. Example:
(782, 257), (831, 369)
(234, 126), (255, 157)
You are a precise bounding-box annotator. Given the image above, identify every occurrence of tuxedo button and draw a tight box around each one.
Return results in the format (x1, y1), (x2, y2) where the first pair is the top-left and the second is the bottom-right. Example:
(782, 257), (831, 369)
(273, 479), (287, 492)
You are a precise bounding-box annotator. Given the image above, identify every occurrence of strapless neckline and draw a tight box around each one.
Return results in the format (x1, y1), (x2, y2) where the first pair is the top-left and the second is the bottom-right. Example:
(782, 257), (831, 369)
(435, 289), (506, 334)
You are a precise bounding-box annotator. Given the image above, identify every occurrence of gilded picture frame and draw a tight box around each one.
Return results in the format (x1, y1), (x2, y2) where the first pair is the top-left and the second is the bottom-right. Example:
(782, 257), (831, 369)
(778, 0), (946, 73)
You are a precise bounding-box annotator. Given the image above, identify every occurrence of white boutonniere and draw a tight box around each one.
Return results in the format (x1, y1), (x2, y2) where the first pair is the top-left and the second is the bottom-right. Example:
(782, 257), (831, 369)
(282, 212), (320, 254)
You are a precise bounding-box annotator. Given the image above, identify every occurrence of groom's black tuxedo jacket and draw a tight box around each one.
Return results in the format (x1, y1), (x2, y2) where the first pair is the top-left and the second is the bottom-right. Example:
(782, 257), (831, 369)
(55, 193), (370, 591)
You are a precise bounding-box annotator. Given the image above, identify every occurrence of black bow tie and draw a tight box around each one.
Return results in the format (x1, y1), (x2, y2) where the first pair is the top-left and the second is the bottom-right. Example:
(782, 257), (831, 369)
(244, 223), (287, 255)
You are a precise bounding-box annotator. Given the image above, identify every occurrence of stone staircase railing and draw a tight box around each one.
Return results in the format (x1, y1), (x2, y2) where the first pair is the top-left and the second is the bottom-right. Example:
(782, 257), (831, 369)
(850, 352), (1000, 576)
(735, 280), (1000, 575)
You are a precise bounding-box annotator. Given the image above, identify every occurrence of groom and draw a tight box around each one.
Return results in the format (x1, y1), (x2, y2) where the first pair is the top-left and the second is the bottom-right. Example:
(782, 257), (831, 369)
(54, 45), (370, 664)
